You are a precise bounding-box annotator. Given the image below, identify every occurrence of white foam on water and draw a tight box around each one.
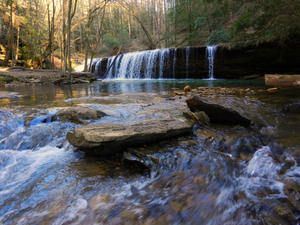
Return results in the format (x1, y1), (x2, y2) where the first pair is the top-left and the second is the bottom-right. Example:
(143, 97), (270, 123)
(0, 146), (77, 199)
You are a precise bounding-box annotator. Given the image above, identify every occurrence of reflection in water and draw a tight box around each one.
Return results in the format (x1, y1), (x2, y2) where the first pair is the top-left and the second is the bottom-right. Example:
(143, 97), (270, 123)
(1, 79), (265, 107)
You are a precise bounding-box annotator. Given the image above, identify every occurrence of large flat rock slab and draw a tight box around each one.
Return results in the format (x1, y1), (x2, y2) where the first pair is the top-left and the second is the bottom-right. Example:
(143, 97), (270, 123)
(67, 118), (194, 155)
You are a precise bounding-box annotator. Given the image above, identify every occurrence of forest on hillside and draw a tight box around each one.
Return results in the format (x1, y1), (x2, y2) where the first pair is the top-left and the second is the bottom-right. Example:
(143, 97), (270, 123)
(0, 0), (299, 71)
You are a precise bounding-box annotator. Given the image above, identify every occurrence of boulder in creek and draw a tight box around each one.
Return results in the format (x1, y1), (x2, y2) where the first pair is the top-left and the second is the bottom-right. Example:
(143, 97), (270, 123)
(57, 106), (107, 124)
(186, 95), (251, 127)
(67, 118), (194, 155)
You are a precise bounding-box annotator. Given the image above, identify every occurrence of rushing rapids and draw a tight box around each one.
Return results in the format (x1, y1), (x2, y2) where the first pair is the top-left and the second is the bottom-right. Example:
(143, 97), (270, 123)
(0, 80), (300, 224)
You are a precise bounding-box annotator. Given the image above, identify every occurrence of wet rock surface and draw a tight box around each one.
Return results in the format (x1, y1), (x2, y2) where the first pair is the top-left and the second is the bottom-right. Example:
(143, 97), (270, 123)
(283, 101), (300, 113)
(57, 106), (107, 124)
(186, 95), (251, 127)
(67, 118), (194, 154)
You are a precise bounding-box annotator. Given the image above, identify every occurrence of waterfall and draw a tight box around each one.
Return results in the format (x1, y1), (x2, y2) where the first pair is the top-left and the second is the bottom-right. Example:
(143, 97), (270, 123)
(103, 49), (171, 79)
(186, 46), (191, 78)
(206, 45), (218, 80)
(159, 49), (170, 79)
(145, 49), (160, 79)
(94, 58), (103, 76)
(173, 48), (177, 79)
(93, 46), (216, 79)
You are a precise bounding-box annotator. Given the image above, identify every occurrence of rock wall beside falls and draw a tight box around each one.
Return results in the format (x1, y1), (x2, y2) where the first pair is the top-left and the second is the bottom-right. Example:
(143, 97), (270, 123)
(92, 42), (300, 79)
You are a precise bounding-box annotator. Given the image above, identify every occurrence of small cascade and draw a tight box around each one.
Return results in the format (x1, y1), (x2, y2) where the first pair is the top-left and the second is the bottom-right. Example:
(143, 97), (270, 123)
(186, 46), (191, 78)
(206, 45), (218, 80)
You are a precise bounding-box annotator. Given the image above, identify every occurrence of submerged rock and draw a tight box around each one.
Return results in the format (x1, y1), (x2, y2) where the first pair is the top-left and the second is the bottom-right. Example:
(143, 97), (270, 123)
(186, 95), (251, 127)
(184, 85), (191, 93)
(283, 101), (300, 113)
(67, 118), (194, 155)
(57, 106), (107, 124)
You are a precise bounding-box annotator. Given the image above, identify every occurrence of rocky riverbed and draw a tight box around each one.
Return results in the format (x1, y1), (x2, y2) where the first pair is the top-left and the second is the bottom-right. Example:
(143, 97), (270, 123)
(0, 80), (299, 224)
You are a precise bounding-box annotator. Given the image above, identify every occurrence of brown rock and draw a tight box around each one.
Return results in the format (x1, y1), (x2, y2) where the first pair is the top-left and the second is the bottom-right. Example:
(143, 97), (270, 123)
(184, 85), (191, 92)
(174, 91), (185, 96)
(186, 95), (251, 127)
(57, 106), (106, 124)
(184, 111), (209, 125)
(267, 87), (279, 93)
(67, 118), (194, 154)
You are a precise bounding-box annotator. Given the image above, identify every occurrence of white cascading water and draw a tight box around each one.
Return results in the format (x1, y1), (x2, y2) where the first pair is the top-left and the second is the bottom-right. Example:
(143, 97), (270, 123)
(145, 49), (160, 79)
(206, 45), (218, 80)
(104, 49), (171, 79)
(106, 56), (117, 79)
(159, 49), (170, 79)
(186, 46), (191, 78)
(118, 51), (146, 79)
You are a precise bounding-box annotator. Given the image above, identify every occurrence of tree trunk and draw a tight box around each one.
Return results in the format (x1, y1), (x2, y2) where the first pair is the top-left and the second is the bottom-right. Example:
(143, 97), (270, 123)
(63, 0), (67, 74)
(67, 0), (72, 78)
(15, 25), (20, 61)
(6, 0), (15, 65)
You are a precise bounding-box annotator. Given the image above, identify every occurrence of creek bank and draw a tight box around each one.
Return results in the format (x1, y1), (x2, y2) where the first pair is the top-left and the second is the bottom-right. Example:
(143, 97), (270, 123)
(0, 67), (97, 86)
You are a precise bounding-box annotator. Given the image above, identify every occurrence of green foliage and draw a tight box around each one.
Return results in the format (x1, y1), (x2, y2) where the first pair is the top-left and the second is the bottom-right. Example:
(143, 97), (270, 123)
(206, 29), (231, 45)
(103, 27), (130, 50)
(103, 33), (120, 49)
(166, 0), (300, 47)
(194, 17), (207, 30)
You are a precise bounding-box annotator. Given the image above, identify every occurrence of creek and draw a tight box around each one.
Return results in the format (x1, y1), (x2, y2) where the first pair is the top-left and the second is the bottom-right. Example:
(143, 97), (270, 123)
(0, 80), (299, 224)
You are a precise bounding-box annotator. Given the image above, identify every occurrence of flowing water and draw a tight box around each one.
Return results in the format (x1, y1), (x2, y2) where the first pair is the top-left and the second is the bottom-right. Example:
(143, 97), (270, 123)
(206, 45), (218, 80)
(186, 46), (191, 79)
(0, 80), (300, 224)
(104, 49), (172, 79)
